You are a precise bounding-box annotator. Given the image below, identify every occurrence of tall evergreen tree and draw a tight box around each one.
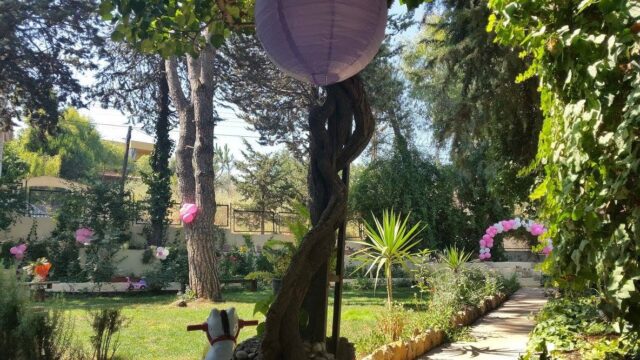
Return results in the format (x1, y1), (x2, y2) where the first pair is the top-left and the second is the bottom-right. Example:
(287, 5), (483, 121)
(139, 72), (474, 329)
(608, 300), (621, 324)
(403, 1), (543, 213)
(93, 43), (175, 246)
(233, 140), (301, 233)
(0, 0), (101, 136)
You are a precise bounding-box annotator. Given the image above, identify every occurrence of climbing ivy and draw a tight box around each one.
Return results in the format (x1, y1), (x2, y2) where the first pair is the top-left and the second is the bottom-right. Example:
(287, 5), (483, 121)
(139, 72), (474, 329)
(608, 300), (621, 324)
(488, 0), (640, 330)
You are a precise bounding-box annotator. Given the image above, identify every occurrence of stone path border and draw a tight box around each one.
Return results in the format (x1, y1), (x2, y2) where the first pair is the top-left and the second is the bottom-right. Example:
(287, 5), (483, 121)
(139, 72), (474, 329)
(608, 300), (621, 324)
(417, 287), (547, 360)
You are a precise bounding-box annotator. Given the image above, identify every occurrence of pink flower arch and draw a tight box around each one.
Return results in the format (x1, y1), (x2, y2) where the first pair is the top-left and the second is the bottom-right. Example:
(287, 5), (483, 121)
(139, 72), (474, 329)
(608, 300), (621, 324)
(479, 218), (553, 261)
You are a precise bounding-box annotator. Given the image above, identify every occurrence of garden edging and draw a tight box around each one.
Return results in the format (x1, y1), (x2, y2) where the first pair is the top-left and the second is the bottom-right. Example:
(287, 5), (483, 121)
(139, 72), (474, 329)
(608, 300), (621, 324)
(361, 292), (510, 360)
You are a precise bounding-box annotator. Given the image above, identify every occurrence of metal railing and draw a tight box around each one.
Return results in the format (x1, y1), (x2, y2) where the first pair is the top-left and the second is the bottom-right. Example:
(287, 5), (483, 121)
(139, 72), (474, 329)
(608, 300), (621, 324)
(21, 189), (365, 237)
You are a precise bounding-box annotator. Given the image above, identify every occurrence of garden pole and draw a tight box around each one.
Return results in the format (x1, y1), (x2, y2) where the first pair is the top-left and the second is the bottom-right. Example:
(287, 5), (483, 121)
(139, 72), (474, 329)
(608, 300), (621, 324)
(330, 164), (350, 355)
(120, 125), (132, 193)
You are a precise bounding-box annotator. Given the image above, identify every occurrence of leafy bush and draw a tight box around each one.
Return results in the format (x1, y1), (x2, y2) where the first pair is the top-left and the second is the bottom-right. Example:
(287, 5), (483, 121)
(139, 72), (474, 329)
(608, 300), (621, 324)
(523, 297), (640, 360)
(0, 270), (85, 360)
(88, 308), (128, 360)
(413, 262), (519, 335)
(143, 239), (189, 291)
(489, 0), (640, 329)
(351, 210), (425, 308)
(47, 182), (136, 282)
(0, 146), (27, 231)
(349, 147), (496, 252)
(244, 271), (273, 289)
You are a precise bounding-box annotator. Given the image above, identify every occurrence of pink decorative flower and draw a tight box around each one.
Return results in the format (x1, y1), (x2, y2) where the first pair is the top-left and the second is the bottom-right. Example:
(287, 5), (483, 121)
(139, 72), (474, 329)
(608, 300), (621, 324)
(501, 220), (512, 232)
(479, 239), (486, 247)
(155, 247), (170, 260)
(530, 223), (545, 236)
(486, 226), (498, 237)
(10, 244), (27, 260)
(180, 203), (198, 224)
(75, 228), (94, 245)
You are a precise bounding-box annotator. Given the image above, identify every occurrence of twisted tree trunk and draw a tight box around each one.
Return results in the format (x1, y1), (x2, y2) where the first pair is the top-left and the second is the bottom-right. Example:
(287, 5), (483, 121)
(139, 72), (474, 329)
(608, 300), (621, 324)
(261, 75), (374, 360)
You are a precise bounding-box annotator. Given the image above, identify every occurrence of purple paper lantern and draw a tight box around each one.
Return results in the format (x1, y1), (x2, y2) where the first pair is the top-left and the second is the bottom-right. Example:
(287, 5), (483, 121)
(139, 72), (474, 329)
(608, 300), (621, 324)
(255, 0), (388, 86)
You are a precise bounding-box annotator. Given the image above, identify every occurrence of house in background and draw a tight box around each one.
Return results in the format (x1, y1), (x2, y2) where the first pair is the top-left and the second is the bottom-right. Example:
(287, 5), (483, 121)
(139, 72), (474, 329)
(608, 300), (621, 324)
(103, 128), (155, 161)
(101, 128), (155, 182)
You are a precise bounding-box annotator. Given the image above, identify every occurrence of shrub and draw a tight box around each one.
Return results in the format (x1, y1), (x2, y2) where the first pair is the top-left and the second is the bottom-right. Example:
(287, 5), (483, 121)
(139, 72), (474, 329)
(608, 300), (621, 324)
(88, 309), (128, 360)
(0, 270), (85, 360)
(244, 271), (273, 289)
(143, 239), (189, 291)
(351, 210), (425, 309)
(523, 297), (640, 359)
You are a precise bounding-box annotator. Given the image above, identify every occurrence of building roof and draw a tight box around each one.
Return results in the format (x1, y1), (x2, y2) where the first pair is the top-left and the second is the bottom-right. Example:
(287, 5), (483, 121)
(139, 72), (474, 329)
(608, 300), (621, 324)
(23, 176), (88, 191)
(102, 128), (155, 151)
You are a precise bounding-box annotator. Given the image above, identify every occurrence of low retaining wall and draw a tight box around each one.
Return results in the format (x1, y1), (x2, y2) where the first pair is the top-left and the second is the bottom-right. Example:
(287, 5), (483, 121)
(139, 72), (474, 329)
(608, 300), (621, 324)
(361, 293), (510, 360)
(44, 281), (182, 293)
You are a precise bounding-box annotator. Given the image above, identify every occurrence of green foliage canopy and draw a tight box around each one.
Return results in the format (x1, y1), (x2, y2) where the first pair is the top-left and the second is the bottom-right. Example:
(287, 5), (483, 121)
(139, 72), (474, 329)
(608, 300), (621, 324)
(402, 0), (543, 210)
(350, 147), (489, 252)
(10, 108), (123, 181)
(233, 140), (306, 214)
(0, 147), (27, 231)
(99, 0), (254, 55)
(489, 0), (640, 329)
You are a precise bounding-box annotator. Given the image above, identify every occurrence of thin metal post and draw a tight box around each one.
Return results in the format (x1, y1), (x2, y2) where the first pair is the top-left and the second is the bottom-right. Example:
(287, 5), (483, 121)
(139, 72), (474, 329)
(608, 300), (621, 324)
(330, 165), (350, 355)
(120, 125), (133, 193)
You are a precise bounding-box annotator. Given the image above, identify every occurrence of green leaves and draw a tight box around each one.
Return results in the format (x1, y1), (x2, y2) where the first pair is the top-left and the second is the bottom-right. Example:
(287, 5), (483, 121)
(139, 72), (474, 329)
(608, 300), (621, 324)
(489, 0), (640, 329)
(350, 210), (425, 306)
(100, 0), (254, 56)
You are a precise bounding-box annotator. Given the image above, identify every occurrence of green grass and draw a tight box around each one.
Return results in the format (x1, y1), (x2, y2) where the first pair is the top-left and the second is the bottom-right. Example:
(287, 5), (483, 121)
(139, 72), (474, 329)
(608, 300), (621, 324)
(44, 288), (416, 360)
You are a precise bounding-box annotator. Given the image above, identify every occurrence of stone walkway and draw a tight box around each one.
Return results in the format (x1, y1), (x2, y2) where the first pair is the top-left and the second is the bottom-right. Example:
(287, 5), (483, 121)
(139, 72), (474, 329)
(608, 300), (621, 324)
(418, 287), (547, 360)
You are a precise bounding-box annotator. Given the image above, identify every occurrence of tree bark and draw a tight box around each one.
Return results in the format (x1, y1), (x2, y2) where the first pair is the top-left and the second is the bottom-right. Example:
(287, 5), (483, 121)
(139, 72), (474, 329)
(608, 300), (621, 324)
(165, 48), (222, 301)
(261, 75), (374, 360)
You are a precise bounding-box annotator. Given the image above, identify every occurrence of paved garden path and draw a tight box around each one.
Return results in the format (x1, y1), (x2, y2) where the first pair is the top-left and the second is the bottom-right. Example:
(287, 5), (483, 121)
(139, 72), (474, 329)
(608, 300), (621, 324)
(418, 287), (547, 360)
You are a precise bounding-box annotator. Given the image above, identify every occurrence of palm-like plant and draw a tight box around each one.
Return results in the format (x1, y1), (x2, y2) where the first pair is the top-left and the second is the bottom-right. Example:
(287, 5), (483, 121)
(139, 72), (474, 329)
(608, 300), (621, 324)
(438, 246), (472, 274)
(351, 210), (425, 309)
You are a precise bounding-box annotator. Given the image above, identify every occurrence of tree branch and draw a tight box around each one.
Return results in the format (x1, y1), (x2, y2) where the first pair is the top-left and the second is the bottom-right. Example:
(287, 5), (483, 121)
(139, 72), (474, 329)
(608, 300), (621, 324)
(165, 57), (188, 111)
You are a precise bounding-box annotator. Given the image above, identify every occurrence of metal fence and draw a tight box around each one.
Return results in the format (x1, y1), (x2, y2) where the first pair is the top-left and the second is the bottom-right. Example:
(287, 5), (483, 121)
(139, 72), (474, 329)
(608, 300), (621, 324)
(21, 189), (365, 238)
(232, 209), (276, 234)
(133, 203), (231, 227)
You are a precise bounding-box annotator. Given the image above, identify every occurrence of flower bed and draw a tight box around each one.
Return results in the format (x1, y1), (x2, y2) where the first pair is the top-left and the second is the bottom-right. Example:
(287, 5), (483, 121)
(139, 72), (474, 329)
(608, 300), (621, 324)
(361, 292), (510, 360)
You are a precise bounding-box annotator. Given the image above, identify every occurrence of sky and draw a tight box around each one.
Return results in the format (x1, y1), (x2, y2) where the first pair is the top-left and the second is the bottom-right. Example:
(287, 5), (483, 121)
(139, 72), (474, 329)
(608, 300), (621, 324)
(71, 3), (426, 163)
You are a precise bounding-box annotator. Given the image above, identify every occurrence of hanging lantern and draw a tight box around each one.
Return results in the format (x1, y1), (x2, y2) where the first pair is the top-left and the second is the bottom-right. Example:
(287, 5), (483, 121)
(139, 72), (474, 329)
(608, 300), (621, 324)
(255, 0), (388, 86)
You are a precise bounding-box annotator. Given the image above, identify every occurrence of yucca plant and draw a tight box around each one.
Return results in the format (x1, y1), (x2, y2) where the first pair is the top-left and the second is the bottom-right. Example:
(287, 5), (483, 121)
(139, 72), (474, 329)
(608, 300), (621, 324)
(439, 246), (472, 274)
(351, 210), (425, 309)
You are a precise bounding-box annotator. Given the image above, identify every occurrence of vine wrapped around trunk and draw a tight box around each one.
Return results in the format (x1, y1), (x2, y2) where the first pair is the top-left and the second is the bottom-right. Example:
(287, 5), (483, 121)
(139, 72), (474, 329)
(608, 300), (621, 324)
(261, 75), (374, 360)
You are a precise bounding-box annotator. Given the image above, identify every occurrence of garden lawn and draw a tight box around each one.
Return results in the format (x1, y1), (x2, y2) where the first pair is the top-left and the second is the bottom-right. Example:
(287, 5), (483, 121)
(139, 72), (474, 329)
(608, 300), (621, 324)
(44, 288), (415, 360)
